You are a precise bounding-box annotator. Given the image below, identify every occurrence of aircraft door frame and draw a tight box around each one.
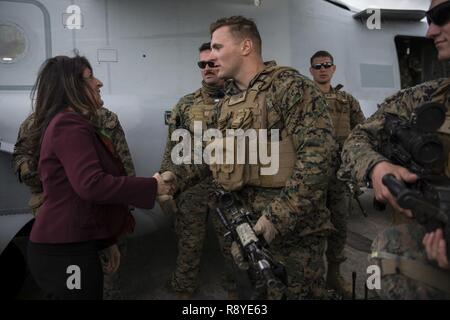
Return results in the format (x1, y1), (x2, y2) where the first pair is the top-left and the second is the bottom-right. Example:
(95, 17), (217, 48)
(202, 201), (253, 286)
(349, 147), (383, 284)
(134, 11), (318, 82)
(0, 0), (52, 90)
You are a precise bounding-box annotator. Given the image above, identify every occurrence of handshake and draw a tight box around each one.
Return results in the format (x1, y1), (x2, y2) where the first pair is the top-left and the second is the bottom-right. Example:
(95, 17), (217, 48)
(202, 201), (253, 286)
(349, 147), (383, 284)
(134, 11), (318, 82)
(153, 171), (178, 214)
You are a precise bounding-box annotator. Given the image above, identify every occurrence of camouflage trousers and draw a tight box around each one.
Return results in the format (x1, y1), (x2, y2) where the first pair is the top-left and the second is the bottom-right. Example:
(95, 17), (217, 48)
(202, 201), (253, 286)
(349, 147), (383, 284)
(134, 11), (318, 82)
(171, 177), (236, 293)
(268, 232), (328, 299)
(371, 223), (450, 299)
(326, 176), (349, 263)
(236, 187), (329, 300)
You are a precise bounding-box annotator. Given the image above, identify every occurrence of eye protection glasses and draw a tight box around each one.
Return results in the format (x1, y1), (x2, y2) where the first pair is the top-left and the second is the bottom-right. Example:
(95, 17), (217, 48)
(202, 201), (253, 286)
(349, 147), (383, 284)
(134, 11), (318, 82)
(197, 61), (216, 69)
(311, 62), (334, 70)
(426, 1), (450, 26)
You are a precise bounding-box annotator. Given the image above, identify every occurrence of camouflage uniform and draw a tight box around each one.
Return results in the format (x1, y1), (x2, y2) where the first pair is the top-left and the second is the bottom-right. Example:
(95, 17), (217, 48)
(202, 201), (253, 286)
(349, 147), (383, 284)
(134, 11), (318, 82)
(205, 62), (336, 299)
(12, 113), (43, 215)
(340, 78), (450, 299)
(160, 82), (233, 294)
(12, 107), (136, 300)
(324, 86), (365, 264)
(371, 223), (450, 299)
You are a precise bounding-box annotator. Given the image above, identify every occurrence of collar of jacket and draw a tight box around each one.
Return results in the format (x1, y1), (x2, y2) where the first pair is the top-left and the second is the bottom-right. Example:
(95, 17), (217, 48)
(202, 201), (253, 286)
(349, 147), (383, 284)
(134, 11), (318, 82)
(201, 81), (224, 99)
(225, 60), (278, 95)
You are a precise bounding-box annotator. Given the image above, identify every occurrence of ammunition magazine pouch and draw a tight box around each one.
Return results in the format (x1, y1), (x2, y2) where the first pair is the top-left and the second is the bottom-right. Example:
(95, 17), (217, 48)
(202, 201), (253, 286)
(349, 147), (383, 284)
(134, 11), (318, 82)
(188, 102), (216, 133)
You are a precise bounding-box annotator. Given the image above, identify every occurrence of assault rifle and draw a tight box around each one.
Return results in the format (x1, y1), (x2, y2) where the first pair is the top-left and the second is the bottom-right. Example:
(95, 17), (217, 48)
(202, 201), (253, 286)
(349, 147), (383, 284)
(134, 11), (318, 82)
(213, 188), (288, 298)
(376, 102), (450, 257)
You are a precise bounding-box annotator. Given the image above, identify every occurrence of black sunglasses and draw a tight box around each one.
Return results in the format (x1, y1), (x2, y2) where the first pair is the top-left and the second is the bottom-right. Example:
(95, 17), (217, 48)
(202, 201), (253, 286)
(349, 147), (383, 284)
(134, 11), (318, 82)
(426, 1), (450, 26)
(311, 62), (334, 70)
(197, 60), (216, 69)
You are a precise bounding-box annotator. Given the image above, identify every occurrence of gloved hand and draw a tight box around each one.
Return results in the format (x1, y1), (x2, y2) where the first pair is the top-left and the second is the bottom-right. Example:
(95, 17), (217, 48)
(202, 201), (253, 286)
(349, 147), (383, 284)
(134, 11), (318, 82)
(254, 215), (279, 244)
(231, 241), (249, 270)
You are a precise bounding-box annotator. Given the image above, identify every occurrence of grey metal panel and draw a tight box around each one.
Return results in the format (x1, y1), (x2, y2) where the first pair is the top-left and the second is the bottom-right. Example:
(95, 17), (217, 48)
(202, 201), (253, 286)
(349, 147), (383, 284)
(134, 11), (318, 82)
(0, 152), (31, 209)
(325, 0), (352, 11)
(97, 48), (118, 62)
(0, 152), (33, 254)
(0, 85), (33, 90)
(0, 213), (33, 255)
(0, 140), (14, 154)
(360, 63), (395, 88)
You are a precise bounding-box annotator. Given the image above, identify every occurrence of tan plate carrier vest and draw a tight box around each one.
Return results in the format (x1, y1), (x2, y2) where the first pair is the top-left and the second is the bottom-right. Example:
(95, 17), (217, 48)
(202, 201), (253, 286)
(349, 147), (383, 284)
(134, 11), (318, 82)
(188, 89), (218, 133)
(325, 90), (351, 145)
(210, 67), (297, 191)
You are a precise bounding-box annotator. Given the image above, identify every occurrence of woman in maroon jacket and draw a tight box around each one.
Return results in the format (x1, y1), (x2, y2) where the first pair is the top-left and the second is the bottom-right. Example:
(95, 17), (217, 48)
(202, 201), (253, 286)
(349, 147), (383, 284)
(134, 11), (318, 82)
(25, 55), (173, 299)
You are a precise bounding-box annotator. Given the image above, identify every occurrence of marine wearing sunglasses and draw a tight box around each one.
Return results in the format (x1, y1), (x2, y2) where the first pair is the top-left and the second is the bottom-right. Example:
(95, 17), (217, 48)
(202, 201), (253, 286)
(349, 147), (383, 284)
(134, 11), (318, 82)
(309, 51), (337, 90)
(311, 62), (334, 70)
(197, 60), (216, 69)
(426, 0), (450, 26)
(426, 0), (450, 61)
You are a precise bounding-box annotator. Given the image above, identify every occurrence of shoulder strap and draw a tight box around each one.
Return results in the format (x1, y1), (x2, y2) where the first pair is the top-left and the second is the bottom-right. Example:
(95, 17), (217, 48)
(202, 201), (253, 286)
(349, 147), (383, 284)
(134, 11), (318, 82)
(257, 66), (299, 91)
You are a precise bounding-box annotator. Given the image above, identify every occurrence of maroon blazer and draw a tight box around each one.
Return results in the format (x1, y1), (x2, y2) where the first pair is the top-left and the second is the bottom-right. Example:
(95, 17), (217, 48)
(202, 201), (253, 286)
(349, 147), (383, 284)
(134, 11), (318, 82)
(30, 112), (157, 244)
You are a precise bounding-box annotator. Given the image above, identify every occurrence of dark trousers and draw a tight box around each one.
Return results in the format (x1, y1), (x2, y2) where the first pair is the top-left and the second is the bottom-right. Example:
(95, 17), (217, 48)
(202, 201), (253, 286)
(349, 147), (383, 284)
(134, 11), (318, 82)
(27, 241), (103, 300)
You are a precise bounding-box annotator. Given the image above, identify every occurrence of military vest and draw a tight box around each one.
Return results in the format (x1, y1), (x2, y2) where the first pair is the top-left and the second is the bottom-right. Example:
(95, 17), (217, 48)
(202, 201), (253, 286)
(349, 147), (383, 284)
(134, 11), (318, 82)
(324, 88), (351, 145)
(210, 66), (297, 191)
(187, 88), (218, 133)
(434, 78), (450, 177)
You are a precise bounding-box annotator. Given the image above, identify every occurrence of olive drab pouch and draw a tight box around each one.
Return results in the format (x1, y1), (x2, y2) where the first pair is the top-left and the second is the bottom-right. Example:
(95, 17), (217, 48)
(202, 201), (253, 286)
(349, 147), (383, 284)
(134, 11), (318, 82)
(188, 103), (216, 133)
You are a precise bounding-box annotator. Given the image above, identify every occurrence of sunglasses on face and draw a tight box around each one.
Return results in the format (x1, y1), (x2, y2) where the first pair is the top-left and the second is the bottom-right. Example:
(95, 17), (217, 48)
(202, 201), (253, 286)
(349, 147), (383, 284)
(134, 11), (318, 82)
(311, 62), (334, 70)
(197, 61), (216, 69)
(426, 1), (450, 26)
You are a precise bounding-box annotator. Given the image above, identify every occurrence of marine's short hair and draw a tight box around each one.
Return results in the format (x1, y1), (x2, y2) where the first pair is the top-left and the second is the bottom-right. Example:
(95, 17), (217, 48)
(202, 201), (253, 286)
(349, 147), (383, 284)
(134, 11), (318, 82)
(199, 42), (211, 52)
(210, 16), (262, 55)
(310, 50), (334, 65)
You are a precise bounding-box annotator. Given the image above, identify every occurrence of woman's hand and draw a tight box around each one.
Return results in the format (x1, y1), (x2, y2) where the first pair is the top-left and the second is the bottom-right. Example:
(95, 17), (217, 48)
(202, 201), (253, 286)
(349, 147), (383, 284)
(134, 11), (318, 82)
(153, 171), (176, 196)
(102, 244), (121, 275)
